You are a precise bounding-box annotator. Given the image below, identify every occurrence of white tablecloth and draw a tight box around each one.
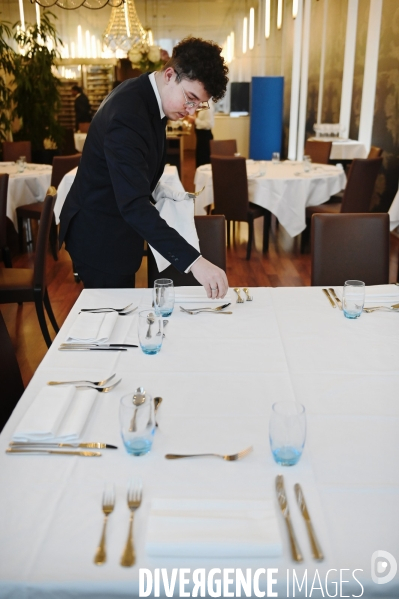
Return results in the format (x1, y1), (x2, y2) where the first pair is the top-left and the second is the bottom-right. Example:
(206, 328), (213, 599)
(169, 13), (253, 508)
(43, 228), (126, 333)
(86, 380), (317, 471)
(307, 137), (368, 160)
(54, 164), (184, 224)
(74, 132), (87, 152)
(194, 161), (346, 236)
(0, 162), (52, 229)
(0, 286), (398, 598)
(388, 187), (399, 231)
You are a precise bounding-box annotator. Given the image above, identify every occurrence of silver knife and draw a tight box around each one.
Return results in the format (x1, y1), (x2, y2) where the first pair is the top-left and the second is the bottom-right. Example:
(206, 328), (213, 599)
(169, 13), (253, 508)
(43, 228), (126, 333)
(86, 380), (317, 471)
(275, 475), (303, 562)
(9, 442), (117, 449)
(59, 343), (137, 348)
(6, 448), (101, 456)
(58, 346), (127, 352)
(294, 483), (324, 561)
(328, 288), (342, 310)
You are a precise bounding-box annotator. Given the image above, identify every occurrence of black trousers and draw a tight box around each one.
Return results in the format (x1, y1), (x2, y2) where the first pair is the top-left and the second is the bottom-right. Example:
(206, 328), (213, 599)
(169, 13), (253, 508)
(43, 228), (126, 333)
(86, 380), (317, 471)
(195, 128), (213, 167)
(71, 258), (136, 289)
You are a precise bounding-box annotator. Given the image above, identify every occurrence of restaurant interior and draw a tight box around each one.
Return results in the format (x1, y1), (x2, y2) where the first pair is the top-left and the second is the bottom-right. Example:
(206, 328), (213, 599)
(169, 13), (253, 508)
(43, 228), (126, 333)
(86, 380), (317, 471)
(0, 1), (398, 597)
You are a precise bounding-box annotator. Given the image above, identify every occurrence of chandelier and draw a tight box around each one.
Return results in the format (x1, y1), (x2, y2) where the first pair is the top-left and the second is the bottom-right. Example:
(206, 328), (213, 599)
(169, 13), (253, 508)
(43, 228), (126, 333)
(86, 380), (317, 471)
(103, 0), (148, 53)
(30, 0), (124, 8)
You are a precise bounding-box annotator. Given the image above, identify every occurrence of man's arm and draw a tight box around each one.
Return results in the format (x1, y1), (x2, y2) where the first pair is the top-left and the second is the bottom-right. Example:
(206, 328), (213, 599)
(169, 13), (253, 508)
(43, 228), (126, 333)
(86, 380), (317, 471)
(190, 256), (229, 299)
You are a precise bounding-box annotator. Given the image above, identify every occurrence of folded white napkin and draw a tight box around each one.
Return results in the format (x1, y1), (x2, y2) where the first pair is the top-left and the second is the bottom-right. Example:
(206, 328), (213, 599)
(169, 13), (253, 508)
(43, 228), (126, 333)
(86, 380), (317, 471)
(149, 196), (200, 272)
(12, 386), (97, 443)
(66, 312), (118, 343)
(337, 285), (399, 305)
(175, 287), (233, 304)
(146, 498), (282, 558)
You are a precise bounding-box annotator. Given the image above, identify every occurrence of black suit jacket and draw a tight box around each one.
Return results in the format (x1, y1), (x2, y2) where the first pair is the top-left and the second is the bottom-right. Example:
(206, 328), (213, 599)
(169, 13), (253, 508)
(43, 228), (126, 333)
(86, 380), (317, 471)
(60, 74), (200, 276)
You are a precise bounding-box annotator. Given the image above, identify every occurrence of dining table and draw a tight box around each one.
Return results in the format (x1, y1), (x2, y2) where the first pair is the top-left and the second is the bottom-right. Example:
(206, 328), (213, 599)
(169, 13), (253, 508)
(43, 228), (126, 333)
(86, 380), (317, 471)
(74, 132), (87, 153)
(1, 285), (398, 598)
(194, 160), (347, 237)
(306, 138), (368, 160)
(0, 161), (52, 230)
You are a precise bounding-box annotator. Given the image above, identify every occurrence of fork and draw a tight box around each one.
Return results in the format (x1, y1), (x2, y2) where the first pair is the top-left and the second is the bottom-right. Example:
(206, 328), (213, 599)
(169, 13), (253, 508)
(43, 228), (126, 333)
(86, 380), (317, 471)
(48, 374), (116, 387)
(179, 307), (233, 315)
(94, 483), (115, 565)
(234, 288), (244, 303)
(81, 307), (137, 316)
(76, 379), (122, 392)
(363, 305), (399, 313)
(187, 185), (205, 199)
(180, 303), (230, 313)
(243, 287), (253, 301)
(165, 446), (253, 461)
(81, 303), (134, 313)
(120, 479), (143, 567)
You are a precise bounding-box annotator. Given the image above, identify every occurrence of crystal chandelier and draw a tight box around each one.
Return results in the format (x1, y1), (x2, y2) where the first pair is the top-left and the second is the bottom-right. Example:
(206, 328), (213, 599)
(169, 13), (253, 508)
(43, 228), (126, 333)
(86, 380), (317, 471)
(103, 0), (148, 53)
(31, 0), (124, 8)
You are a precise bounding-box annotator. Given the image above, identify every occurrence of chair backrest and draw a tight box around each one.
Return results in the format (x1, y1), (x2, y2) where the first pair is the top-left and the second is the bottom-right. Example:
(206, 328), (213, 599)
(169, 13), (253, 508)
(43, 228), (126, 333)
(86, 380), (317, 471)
(51, 154), (81, 188)
(211, 155), (249, 221)
(210, 139), (237, 156)
(304, 140), (332, 164)
(367, 145), (383, 158)
(0, 310), (24, 432)
(33, 187), (57, 293)
(147, 215), (226, 287)
(311, 213), (389, 286)
(0, 173), (9, 250)
(2, 141), (32, 163)
(59, 128), (77, 156)
(340, 157), (382, 213)
(78, 122), (90, 133)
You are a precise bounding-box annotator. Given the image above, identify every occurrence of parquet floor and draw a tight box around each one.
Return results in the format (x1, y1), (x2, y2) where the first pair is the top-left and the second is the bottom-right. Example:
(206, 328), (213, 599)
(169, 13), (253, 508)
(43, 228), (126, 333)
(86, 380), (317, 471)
(2, 149), (398, 387)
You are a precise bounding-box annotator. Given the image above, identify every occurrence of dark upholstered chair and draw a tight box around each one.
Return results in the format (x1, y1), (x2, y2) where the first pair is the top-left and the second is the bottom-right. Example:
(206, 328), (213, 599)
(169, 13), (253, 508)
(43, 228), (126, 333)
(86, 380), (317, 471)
(147, 215), (226, 287)
(0, 174), (12, 267)
(0, 188), (59, 348)
(59, 128), (77, 155)
(211, 155), (271, 259)
(311, 213), (389, 287)
(16, 154), (81, 260)
(2, 141), (32, 163)
(210, 139), (237, 156)
(0, 310), (24, 432)
(304, 139), (332, 164)
(368, 146), (383, 158)
(78, 122), (90, 133)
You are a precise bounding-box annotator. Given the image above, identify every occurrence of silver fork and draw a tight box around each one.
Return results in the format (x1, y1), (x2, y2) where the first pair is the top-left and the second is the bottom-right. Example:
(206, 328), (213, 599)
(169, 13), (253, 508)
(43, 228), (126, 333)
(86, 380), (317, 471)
(243, 287), (253, 301)
(165, 446), (253, 461)
(76, 379), (122, 392)
(120, 479), (143, 567)
(179, 307), (233, 315)
(363, 305), (399, 313)
(82, 307), (137, 316)
(47, 374), (116, 387)
(180, 303), (230, 313)
(81, 303), (134, 313)
(94, 483), (115, 565)
(234, 288), (244, 303)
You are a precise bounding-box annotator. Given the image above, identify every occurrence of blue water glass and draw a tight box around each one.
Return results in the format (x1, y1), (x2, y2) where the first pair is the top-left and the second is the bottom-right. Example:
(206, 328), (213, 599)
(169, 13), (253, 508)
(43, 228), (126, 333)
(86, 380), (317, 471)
(153, 278), (174, 317)
(119, 392), (155, 456)
(138, 310), (163, 355)
(343, 280), (365, 319)
(269, 401), (306, 466)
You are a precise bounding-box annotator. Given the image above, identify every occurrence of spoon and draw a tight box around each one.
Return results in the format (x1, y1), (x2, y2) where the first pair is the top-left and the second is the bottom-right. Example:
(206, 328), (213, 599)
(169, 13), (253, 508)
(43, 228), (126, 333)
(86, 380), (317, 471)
(154, 396), (163, 427)
(146, 313), (155, 338)
(129, 387), (146, 432)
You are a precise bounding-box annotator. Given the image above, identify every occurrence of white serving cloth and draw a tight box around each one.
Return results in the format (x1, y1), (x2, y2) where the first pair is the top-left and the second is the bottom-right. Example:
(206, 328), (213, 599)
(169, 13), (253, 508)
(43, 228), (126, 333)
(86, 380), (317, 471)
(12, 385), (97, 443)
(175, 286), (233, 303)
(66, 312), (118, 343)
(146, 498), (282, 558)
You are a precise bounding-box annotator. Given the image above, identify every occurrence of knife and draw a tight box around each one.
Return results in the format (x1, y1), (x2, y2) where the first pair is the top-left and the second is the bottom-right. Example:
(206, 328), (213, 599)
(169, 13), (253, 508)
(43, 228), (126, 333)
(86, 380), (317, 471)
(9, 442), (117, 449)
(322, 288), (336, 308)
(59, 343), (137, 348)
(275, 475), (303, 562)
(6, 448), (101, 456)
(294, 483), (324, 561)
(328, 288), (342, 310)
(58, 346), (127, 352)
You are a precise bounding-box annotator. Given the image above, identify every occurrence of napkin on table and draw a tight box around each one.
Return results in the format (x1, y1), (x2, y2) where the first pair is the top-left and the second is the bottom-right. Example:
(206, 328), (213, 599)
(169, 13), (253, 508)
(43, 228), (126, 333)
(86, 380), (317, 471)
(12, 385), (97, 443)
(337, 285), (399, 305)
(66, 311), (118, 343)
(146, 498), (282, 558)
(175, 287), (233, 304)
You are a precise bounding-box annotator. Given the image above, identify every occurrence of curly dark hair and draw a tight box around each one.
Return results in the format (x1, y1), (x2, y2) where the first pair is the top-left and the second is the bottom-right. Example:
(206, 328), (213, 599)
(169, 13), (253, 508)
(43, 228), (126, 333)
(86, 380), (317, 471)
(162, 37), (229, 102)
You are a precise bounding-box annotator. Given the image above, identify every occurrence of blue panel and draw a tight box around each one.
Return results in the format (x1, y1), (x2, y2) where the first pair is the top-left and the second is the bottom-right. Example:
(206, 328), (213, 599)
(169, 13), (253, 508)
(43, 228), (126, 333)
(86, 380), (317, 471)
(249, 77), (284, 160)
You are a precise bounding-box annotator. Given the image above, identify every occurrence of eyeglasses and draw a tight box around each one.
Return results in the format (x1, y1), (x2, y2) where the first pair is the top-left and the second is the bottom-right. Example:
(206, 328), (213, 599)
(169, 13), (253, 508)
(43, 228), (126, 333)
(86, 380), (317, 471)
(176, 73), (210, 111)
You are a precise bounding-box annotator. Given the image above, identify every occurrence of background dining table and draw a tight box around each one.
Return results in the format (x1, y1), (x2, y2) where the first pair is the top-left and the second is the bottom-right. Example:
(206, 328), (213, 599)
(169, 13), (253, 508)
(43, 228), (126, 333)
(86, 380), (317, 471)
(74, 132), (87, 153)
(194, 160), (347, 237)
(306, 137), (367, 160)
(0, 162), (52, 230)
(0, 285), (398, 598)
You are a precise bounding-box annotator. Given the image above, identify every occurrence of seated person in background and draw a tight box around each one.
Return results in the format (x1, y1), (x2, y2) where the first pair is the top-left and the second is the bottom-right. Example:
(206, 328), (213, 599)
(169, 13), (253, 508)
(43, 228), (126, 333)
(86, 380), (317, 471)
(71, 85), (92, 131)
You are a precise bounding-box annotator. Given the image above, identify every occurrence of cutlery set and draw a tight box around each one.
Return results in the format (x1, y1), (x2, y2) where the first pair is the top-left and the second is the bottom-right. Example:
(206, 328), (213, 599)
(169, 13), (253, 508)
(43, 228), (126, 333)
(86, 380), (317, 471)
(234, 287), (253, 302)
(323, 288), (399, 313)
(276, 475), (324, 562)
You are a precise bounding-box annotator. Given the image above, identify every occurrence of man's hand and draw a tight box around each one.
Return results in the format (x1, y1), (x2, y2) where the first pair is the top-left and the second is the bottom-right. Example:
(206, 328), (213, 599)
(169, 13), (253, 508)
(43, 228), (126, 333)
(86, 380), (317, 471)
(190, 257), (229, 299)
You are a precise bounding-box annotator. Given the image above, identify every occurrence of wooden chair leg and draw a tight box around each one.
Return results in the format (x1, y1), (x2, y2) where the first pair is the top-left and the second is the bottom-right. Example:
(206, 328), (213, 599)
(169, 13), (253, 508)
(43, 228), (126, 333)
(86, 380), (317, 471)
(263, 211), (271, 253)
(34, 292), (53, 348)
(49, 217), (58, 261)
(17, 216), (25, 253)
(300, 219), (311, 253)
(43, 289), (59, 333)
(247, 218), (254, 260)
(227, 220), (231, 247)
(2, 246), (12, 268)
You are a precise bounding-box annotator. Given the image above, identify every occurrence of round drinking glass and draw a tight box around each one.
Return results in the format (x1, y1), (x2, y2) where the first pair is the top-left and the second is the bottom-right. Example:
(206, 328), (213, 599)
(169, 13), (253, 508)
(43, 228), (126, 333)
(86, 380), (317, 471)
(343, 280), (365, 319)
(119, 392), (155, 456)
(138, 310), (163, 355)
(153, 278), (175, 317)
(269, 401), (306, 466)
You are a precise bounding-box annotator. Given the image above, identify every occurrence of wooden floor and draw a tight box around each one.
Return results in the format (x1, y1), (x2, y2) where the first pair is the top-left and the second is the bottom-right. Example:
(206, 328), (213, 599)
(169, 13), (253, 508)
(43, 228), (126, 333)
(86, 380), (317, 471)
(2, 149), (399, 387)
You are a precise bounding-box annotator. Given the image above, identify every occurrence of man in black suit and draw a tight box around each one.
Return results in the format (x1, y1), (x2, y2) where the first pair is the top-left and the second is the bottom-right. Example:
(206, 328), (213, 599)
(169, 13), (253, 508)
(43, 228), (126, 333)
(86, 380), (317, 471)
(60, 38), (229, 298)
(71, 85), (92, 131)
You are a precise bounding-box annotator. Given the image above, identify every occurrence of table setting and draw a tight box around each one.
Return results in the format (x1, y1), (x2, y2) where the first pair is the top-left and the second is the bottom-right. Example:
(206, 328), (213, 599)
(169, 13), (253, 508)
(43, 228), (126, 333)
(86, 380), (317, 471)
(0, 283), (398, 598)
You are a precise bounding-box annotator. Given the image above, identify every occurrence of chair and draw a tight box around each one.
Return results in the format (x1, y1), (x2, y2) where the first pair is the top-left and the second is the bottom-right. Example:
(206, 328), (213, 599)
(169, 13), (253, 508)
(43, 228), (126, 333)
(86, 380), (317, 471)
(211, 156), (271, 259)
(210, 139), (237, 156)
(78, 122), (91, 133)
(368, 145), (383, 158)
(0, 188), (60, 348)
(0, 310), (24, 432)
(147, 215), (226, 287)
(2, 141), (32, 163)
(304, 139), (332, 164)
(16, 154), (81, 260)
(59, 128), (77, 155)
(311, 213), (389, 286)
(0, 174), (12, 267)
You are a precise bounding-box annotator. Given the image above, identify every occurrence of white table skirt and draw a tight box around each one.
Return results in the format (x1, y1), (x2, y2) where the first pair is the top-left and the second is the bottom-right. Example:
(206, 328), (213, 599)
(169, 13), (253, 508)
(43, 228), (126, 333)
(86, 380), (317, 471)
(194, 161), (346, 237)
(54, 164), (184, 224)
(74, 132), (87, 152)
(307, 137), (368, 160)
(0, 162), (52, 229)
(0, 286), (398, 598)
